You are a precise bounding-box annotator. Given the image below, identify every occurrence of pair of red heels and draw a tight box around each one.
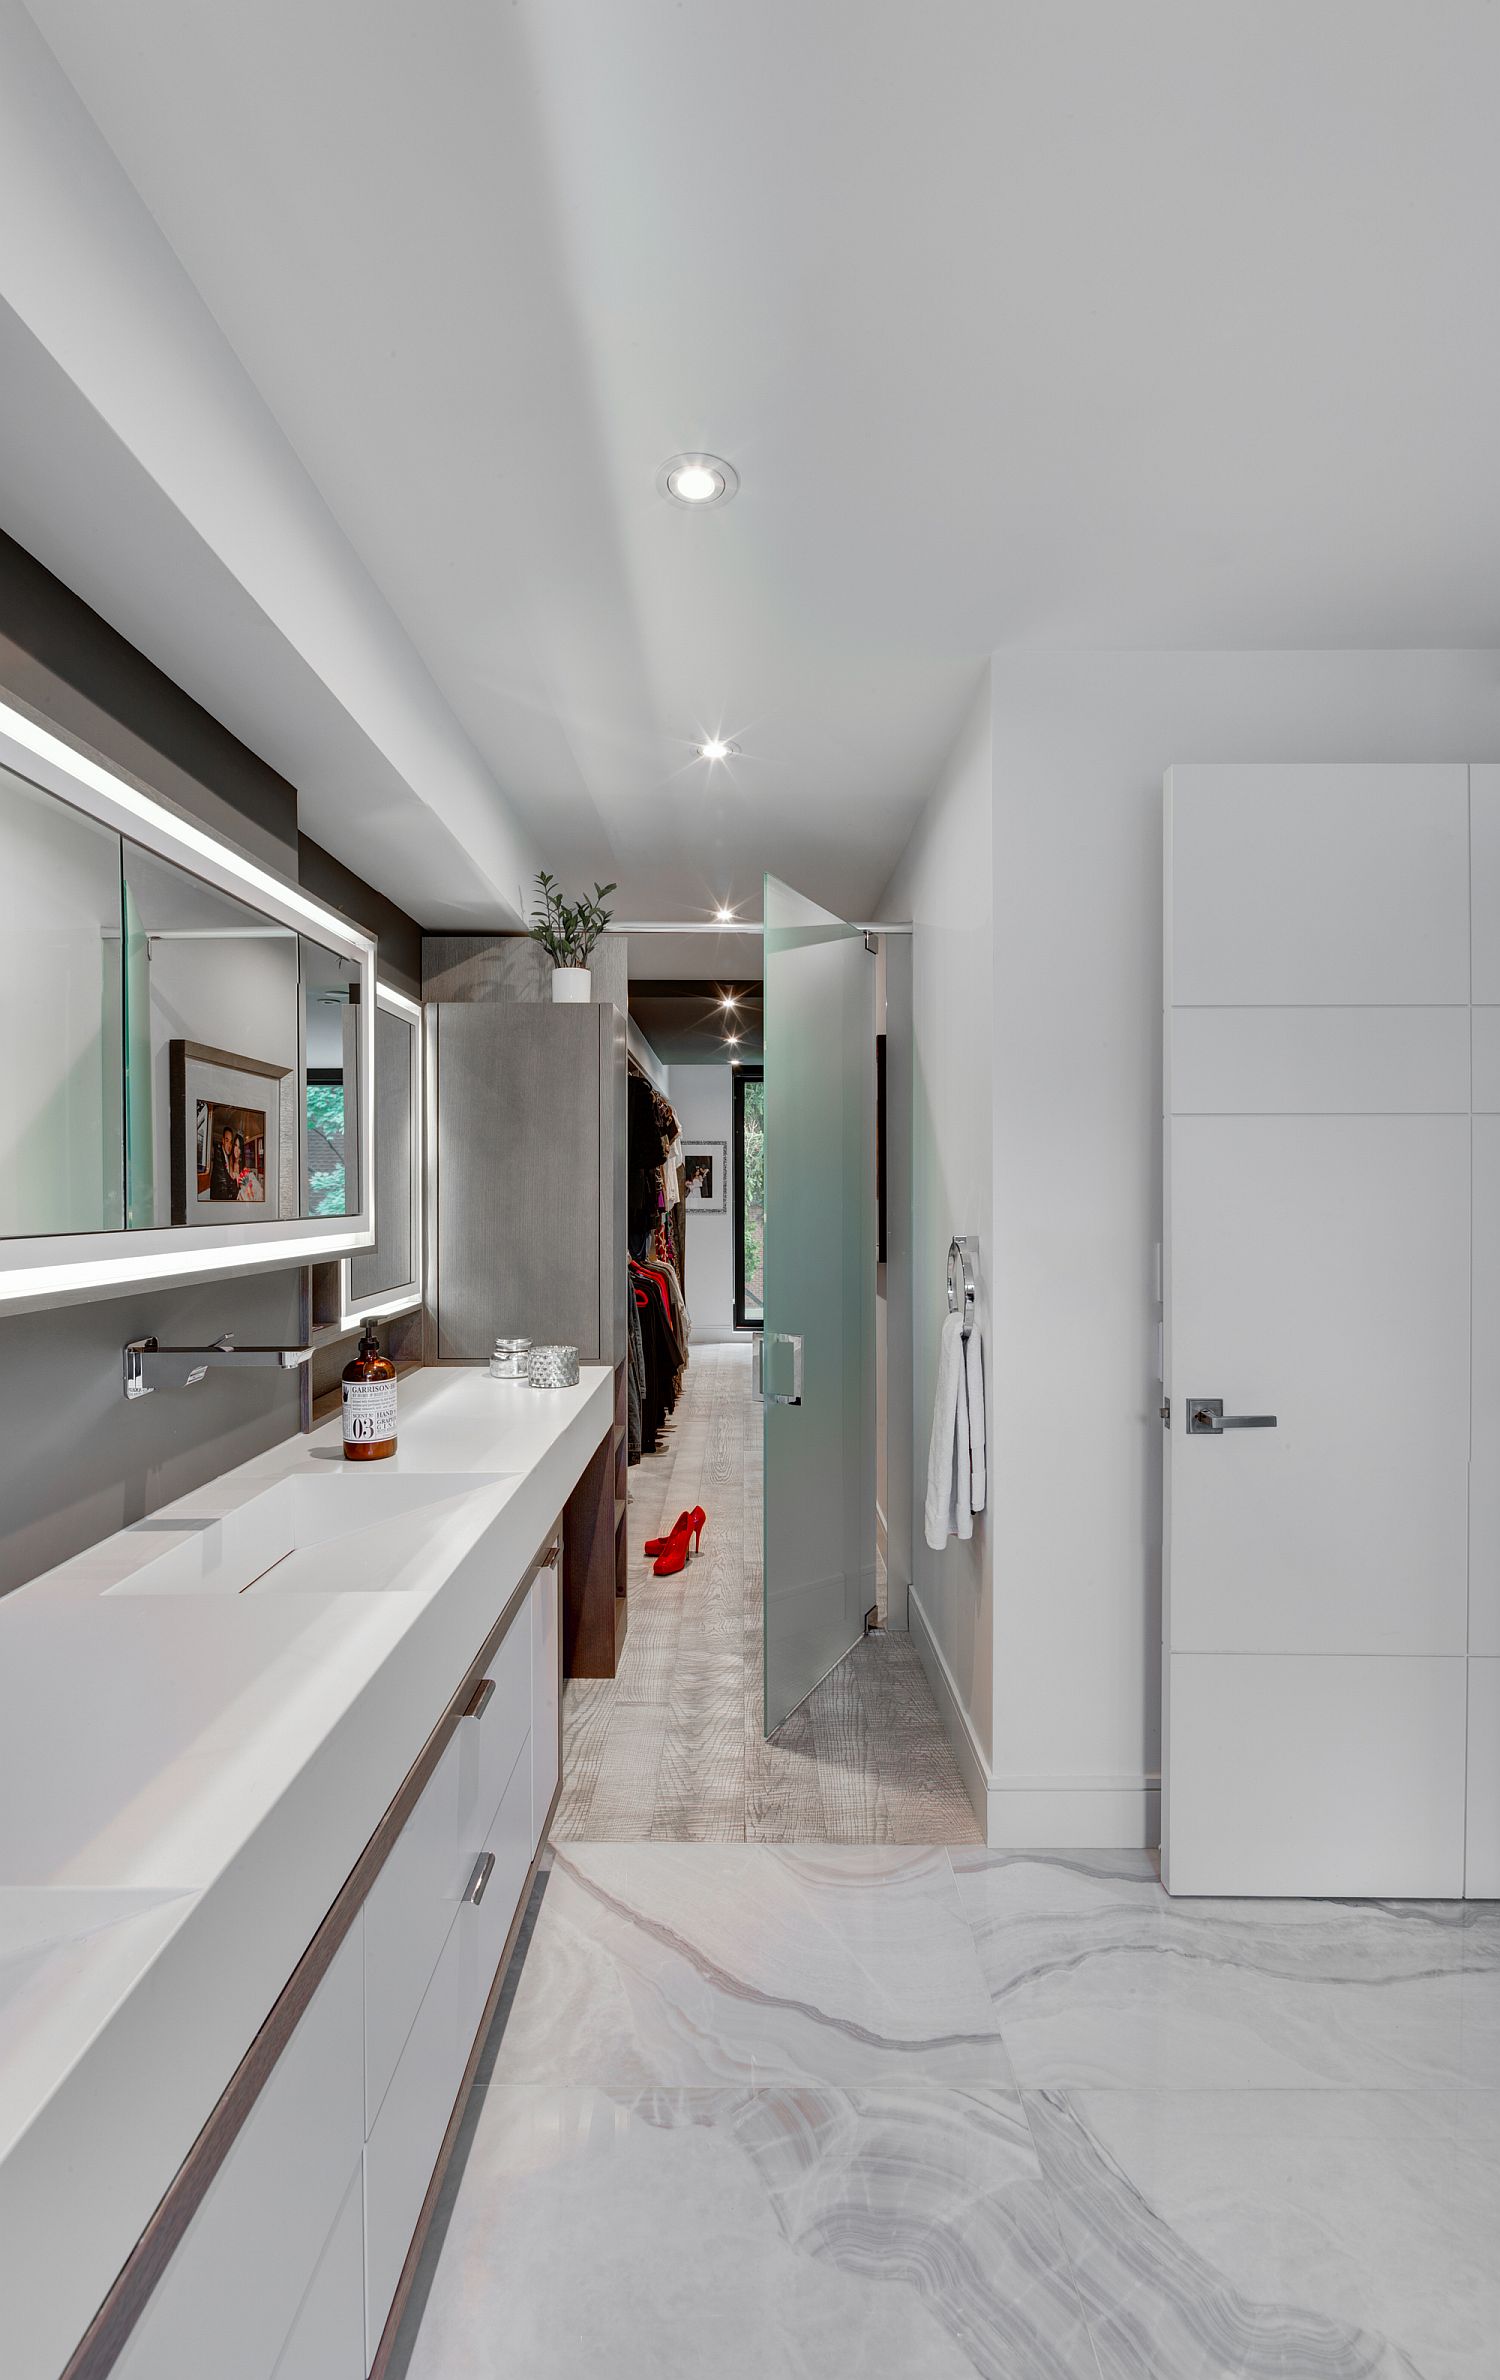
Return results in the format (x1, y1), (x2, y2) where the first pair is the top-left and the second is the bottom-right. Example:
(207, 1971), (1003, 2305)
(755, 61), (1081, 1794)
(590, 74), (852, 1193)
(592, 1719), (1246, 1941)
(643, 1505), (706, 1576)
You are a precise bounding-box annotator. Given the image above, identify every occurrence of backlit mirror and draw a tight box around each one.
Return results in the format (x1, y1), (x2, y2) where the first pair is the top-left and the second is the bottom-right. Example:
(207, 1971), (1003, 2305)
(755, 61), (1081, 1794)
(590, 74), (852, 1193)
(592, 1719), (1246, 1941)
(0, 701), (376, 1306)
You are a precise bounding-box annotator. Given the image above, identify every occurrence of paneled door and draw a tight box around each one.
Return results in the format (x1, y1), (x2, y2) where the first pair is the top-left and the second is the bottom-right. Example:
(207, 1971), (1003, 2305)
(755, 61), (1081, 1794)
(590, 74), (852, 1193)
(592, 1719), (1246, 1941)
(760, 874), (875, 1733)
(1162, 765), (1472, 1895)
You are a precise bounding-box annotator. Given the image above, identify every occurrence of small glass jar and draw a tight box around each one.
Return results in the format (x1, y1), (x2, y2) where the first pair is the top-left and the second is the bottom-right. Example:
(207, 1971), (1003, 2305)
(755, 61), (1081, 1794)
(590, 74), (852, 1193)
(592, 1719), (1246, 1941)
(488, 1336), (531, 1381)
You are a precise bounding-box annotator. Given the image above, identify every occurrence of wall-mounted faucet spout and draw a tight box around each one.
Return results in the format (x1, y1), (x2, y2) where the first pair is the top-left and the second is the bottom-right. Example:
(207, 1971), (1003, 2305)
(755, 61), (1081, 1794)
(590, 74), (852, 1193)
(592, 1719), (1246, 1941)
(123, 1333), (315, 1401)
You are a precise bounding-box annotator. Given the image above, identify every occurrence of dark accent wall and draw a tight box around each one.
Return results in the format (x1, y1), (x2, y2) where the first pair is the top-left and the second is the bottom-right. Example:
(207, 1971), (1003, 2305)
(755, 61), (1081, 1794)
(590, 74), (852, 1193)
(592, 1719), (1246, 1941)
(0, 536), (306, 1594)
(299, 834), (422, 1000)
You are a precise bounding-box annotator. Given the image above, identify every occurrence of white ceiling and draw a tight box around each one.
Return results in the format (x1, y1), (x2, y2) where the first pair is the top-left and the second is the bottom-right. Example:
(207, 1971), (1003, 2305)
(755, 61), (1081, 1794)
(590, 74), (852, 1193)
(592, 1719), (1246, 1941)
(20, 0), (1500, 922)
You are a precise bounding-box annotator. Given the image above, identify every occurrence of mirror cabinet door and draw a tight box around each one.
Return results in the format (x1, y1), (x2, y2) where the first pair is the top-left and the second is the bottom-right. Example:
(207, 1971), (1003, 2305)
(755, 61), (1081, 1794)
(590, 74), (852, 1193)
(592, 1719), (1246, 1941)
(121, 840), (300, 1228)
(301, 937), (361, 1219)
(348, 999), (417, 1306)
(0, 762), (125, 1237)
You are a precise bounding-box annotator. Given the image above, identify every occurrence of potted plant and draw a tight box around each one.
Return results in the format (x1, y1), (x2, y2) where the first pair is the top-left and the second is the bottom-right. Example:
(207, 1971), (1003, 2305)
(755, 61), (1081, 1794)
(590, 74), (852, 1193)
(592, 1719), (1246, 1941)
(528, 871), (617, 1003)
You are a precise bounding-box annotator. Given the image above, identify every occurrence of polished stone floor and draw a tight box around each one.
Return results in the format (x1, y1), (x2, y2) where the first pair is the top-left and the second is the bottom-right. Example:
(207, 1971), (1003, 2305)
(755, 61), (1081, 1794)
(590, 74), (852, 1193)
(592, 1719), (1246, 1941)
(397, 1847), (1500, 2379)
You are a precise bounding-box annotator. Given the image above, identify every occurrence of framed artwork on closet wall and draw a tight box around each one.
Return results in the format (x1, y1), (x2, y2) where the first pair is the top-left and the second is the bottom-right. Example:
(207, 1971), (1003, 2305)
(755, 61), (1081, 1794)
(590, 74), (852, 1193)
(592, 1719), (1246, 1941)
(682, 1138), (727, 1214)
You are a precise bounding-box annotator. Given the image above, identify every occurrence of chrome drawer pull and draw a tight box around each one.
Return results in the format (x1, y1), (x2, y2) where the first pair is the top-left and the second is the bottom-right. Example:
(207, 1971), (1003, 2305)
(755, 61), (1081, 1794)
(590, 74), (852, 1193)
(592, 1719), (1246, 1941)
(465, 1676), (495, 1720)
(465, 1851), (496, 1906)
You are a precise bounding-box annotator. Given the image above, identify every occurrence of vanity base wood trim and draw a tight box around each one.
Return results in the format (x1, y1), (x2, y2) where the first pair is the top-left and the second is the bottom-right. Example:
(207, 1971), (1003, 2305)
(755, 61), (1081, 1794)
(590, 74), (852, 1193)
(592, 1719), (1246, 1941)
(563, 1402), (628, 1676)
(58, 1524), (562, 2380)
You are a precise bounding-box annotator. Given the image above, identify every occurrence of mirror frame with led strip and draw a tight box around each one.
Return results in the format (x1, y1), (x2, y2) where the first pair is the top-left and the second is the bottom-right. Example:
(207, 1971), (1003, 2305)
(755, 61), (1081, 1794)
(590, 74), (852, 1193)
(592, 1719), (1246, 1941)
(0, 698), (376, 1311)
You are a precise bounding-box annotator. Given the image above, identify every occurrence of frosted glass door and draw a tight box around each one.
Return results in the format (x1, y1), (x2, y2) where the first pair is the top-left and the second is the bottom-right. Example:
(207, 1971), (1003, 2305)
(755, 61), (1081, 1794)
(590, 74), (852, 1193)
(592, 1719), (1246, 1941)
(761, 875), (875, 1733)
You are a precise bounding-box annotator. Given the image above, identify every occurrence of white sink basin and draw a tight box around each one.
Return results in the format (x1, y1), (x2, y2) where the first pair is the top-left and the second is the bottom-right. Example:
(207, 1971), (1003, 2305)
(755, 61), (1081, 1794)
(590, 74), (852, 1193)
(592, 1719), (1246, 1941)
(104, 1472), (511, 1599)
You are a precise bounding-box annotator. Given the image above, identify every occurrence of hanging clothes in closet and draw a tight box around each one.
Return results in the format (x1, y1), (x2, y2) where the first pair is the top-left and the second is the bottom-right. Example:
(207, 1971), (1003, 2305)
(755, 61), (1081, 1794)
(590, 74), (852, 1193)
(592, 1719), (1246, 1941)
(627, 1067), (691, 1458)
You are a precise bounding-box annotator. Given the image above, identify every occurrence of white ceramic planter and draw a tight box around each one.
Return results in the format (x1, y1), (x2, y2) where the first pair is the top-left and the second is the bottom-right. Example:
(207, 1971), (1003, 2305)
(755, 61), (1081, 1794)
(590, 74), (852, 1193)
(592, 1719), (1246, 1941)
(551, 967), (591, 1004)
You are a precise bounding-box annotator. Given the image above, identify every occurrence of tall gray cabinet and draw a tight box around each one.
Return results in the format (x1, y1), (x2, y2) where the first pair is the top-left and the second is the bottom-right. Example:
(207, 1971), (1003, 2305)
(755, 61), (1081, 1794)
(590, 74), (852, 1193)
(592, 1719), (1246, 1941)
(424, 979), (630, 1676)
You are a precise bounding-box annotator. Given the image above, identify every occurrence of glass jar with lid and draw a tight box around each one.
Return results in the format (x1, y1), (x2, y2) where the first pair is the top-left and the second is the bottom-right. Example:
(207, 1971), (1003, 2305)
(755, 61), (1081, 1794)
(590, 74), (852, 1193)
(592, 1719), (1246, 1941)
(488, 1336), (531, 1381)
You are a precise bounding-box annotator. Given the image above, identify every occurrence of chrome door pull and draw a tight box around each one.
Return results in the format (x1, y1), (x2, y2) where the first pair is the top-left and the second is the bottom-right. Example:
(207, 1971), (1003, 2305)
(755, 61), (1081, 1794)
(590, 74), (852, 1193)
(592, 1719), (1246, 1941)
(1187, 1397), (1277, 1434)
(465, 1851), (496, 1906)
(753, 1331), (802, 1406)
(767, 1331), (803, 1407)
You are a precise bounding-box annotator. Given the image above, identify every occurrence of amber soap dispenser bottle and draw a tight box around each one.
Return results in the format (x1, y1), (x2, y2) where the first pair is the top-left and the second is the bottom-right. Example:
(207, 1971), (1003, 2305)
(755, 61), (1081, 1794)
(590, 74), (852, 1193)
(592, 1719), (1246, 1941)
(342, 1319), (397, 1461)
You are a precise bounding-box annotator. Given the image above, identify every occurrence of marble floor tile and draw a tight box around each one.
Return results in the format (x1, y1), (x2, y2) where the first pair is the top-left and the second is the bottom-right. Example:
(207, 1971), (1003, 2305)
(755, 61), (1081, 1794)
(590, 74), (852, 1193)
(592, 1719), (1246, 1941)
(404, 2083), (1100, 2380)
(490, 1843), (1013, 2087)
(1026, 2085), (1500, 2380)
(951, 1851), (1498, 2089)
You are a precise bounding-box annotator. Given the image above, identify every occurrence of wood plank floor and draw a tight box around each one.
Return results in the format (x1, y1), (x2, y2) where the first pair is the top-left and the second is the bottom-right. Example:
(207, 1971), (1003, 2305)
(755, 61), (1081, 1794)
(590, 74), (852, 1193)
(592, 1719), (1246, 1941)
(552, 1340), (982, 1844)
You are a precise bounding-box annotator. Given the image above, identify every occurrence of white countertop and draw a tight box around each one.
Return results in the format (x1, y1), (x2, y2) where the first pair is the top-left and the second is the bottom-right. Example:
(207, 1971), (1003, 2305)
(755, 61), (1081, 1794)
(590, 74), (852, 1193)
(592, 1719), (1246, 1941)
(0, 1363), (612, 2380)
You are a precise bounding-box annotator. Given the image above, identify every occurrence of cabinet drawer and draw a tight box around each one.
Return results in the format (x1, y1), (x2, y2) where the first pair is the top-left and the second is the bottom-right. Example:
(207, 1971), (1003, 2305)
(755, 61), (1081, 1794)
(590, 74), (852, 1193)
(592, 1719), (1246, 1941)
(455, 1589), (531, 1858)
(271, 2164), (365, 2380)
(459, 1727), (533, 2049)
(364, 1911), (469, 2358)
(115, 1919), (364, 2380)
(531, 1561), (560, 1853)
(364, 1725), (466, 2130)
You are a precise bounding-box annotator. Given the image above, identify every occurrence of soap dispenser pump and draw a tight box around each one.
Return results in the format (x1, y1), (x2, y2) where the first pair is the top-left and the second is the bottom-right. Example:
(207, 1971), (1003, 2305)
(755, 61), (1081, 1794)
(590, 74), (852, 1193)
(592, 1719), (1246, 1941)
(342, 1319), (397, 1461)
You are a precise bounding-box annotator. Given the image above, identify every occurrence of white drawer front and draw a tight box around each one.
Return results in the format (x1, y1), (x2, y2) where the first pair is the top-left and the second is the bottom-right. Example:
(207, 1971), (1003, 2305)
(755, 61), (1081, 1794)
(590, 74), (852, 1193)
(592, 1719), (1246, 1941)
(270, 2164), (365, 2380)
(530, 1564), (560, 1853)
(460, 1728), (533, 2049)
(115, 1918), (364, 2380)
(364, 1725), (466, 2130)
(456, 1590), (532, 1859)
(363, 1910), (468, 2358)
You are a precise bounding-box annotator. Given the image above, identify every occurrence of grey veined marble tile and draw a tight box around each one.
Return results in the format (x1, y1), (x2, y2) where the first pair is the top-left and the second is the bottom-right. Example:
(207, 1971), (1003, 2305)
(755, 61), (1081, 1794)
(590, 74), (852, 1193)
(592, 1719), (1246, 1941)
(405, 2084), (1100, 2380)
(950, 1850), (1500, 2090)
(1026, 2086), (1500, 2380)
(491, 1844), (1013, 2087)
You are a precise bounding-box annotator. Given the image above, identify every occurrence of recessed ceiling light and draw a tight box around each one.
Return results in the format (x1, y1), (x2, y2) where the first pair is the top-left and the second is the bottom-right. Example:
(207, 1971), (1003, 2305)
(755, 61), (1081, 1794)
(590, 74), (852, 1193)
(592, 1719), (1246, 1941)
(714, 903), (736, 921)
(658, 451), (739, 508)
(696, 740), (739, 762)
(720, 994), (737, 1010)
(725, 1034), (741, 1046)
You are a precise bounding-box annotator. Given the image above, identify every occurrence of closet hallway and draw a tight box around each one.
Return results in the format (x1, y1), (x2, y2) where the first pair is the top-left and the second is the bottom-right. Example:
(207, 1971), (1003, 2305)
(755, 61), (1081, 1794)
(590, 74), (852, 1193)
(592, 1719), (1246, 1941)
(553, 1342), (981, 1844)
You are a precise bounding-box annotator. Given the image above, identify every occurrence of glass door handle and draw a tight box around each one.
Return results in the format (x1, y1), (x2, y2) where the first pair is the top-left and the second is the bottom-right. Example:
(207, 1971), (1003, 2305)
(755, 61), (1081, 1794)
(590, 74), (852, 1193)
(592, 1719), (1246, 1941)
(755, 1330), (804, 1406)
(1187, 1397), (1277, 1434)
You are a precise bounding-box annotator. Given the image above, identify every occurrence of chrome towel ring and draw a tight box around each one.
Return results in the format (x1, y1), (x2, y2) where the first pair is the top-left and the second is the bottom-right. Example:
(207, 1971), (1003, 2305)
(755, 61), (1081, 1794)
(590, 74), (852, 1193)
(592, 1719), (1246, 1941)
(947, 1235), (978, 1343)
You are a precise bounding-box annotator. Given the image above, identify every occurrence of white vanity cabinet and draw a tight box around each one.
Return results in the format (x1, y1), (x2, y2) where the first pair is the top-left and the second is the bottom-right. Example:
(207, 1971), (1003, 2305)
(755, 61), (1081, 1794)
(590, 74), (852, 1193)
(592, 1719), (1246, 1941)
(100, 1535), (563, 2380)
(113, 1922), (366, 2380)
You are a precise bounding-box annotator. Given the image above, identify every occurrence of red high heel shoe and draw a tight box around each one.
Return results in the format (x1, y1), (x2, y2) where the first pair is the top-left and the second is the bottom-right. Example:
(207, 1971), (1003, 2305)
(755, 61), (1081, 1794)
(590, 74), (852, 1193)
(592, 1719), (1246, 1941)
(652, 1507), (705, 1576)
(644, 1509), (697, 1557)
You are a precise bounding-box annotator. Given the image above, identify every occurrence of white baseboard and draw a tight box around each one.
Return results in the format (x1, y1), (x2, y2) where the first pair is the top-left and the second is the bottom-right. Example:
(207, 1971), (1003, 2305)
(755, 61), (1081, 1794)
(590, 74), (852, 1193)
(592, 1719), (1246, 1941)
(907, 1587), (991, 1836)
(985, 1780), (1160, 1851)
(908, 1589), (1160, 1850)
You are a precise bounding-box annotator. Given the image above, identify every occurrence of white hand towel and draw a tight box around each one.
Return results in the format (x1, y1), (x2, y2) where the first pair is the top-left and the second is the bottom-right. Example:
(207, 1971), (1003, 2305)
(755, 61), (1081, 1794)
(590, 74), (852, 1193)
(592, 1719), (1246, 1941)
(924, 1310), (973, 1550)
(963, 1325), (986, 1514)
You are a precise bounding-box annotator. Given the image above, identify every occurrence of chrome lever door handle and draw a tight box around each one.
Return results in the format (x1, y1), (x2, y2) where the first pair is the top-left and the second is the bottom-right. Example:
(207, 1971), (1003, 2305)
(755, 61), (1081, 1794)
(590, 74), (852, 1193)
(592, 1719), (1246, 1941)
(1187, 1397), (1277, 1435)
(465, 1851), (496, 1906)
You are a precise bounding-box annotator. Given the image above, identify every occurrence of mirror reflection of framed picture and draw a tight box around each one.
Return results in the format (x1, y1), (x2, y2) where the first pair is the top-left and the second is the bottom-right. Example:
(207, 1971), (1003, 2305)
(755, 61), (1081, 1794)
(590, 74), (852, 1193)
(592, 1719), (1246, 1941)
(169, 1042), (295, 1225)
(681, 1137), (727, 1214)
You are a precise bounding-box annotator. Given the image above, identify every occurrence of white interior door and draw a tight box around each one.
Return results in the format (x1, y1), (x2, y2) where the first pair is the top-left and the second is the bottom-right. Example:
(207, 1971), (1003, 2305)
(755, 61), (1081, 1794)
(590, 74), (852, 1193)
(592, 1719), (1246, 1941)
(1163, 764), (1473, 1897)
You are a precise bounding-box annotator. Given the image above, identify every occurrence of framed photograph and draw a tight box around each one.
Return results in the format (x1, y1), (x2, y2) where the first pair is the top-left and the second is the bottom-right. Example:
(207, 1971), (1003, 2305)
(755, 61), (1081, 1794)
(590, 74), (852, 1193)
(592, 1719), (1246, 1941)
(169, 1042), (295, 1226)
(681, 1137), (727, 1215)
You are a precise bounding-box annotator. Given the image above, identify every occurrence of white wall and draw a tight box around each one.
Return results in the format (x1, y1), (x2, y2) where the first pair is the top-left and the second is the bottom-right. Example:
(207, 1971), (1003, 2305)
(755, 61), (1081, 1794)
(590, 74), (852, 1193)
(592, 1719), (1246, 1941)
(986, 648), (1500, 1850)
(877, 672), (994, 1819)
(667, 1064), (737, 1341)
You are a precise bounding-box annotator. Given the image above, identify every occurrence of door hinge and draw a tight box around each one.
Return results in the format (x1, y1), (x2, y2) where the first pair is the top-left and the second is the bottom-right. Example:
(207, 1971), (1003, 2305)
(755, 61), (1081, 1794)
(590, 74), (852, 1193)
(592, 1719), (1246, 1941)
(863, 931), (878, 954)
(1159, 1397), (1170, 1428)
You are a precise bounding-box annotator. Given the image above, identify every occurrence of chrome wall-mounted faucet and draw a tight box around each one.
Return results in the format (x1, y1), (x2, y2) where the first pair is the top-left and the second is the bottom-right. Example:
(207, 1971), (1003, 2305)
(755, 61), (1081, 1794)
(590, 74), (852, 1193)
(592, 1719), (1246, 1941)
(123, 1333), (315, 1401)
